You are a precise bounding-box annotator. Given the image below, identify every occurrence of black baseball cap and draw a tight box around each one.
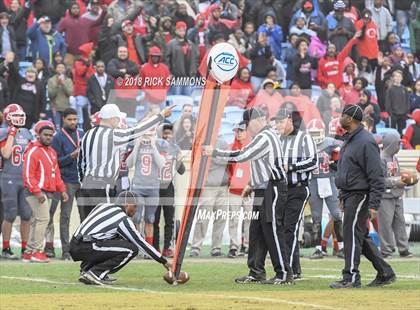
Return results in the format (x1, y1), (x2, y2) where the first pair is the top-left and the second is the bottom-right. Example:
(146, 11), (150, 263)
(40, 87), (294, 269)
(242, 108), (266, 125)
(273, 108), (292, 121)
(233, 120), (247, 131)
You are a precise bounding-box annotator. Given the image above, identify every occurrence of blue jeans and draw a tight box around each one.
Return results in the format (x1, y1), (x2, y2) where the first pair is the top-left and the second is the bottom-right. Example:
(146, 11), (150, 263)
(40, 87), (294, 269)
(72, 96), (90, 127)
(17, 46), (27, 61)
(169, 85), (193, 96)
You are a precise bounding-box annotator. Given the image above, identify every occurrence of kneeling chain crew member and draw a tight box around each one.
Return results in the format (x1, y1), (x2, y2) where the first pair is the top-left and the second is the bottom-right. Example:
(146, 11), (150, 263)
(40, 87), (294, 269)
(331, 105), (395, 289)
(70, 191), (171, 286)
(204, 108), (292, 285)
(274, 108), (318, 280)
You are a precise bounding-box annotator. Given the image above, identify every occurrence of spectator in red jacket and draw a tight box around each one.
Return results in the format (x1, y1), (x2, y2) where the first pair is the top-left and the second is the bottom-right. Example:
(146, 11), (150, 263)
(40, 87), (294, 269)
(317, 32), (359, 89)
(139, 46), (170, 113)
(227, 121), (252, 257)
(340, 76), (367, 105)
(248, 78), (284, 119)
(57, 1), (105, 66)
(284, 82), (321, 125)
(226, 67), (254, 109)
(22, 120), (68, 263)
(72, 42), (95, 129)
(402, 109), (420, 149)
(355, 9), (380, 70)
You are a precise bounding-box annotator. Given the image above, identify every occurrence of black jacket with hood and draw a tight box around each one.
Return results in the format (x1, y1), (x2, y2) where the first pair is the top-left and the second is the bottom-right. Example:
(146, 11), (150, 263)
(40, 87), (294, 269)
(335, 125), (385, 210)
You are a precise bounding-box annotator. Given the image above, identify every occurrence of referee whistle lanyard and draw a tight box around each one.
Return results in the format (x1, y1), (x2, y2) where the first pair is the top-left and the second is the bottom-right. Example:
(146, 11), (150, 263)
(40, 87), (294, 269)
(62, 128), (80, 149)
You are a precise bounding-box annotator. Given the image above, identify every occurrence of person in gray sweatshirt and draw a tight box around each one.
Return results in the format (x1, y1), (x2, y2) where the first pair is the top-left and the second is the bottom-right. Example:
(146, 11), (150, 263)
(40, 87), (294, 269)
(378, 131), (413, 258)
(190, 135), (230, 257)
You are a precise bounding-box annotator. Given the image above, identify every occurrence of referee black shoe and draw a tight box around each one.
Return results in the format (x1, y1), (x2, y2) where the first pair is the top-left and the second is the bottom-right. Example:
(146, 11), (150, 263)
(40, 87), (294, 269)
(330, 279), (361, 289)
(262, 273), (295, 285)
(79, 271), (108, 286)
(235, 275), (265, 284)
(367, 272), (396, 288)
(310, 249), (324, 260)
(102, 275), (117, 285)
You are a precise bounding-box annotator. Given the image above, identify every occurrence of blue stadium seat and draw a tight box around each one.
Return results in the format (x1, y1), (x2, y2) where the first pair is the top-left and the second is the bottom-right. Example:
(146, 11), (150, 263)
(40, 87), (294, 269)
(125, 117), (137, 128)
(223, 132), (235, 144)
(224, 106), (244, 124)
(311, 85), (322, 102)
(376, 127), (399, 136)
(192, 106), (200, 117)
(220, 119), (234, 134)
(376, 120), (385, 129)
(166, 95), (194, 108)
(166, 110), (182, 123)
(19, 61), (33, 77)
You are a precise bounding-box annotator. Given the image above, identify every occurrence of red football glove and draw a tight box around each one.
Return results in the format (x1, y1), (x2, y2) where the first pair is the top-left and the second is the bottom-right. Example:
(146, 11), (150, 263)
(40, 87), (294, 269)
(8, 126), (18, 137)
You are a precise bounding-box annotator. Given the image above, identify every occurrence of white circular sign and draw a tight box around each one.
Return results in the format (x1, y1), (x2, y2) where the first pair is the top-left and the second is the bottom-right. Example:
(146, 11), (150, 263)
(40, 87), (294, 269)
(207, 42), (239, 83)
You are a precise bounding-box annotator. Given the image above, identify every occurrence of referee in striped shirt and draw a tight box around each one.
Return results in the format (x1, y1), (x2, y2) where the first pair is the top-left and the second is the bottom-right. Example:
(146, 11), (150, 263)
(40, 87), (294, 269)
(70, 191), (170, 286)
(203, 108), (292, 285)
(77, 104), (172, 220)
(274, 108), (318, 280)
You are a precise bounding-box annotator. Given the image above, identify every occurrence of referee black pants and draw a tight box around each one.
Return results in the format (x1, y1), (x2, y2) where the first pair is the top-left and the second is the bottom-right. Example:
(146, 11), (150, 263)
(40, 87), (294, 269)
(342, 192), (393, 283)
(247, 180), (290, 280)
(77, 187), (116, 222)
(70, 237), (139, 279)
(284, 185), (310, 276)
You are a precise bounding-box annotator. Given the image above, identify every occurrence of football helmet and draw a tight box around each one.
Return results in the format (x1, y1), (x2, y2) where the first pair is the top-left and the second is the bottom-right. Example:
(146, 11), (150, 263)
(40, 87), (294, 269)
(3, 104), (26, 127)
(307, 118), (325, 144)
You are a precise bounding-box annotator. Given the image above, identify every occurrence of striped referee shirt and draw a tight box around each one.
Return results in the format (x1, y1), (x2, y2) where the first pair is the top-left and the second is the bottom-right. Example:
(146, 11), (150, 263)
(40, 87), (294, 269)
(73, 203), (167, 264)
(213, 127), (286, 188)
(78, 115), (163, 184)
(280, 129), (318, 185)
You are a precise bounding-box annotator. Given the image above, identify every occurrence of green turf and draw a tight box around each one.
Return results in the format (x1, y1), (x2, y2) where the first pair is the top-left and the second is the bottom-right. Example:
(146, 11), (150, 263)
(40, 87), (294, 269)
(1, 253), (420, 310)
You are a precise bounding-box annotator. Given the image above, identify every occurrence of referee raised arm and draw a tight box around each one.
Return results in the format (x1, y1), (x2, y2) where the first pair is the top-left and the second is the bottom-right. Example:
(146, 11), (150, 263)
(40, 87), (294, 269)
(70, 191), (170, 286)
(77, 104), (172, 220)
(274, 108), (318, 280)
(203, 108), (292, 285)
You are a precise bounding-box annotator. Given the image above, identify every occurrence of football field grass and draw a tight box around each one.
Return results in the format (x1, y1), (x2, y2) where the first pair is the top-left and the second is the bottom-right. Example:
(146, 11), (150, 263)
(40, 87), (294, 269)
(1, 249), (419, 310)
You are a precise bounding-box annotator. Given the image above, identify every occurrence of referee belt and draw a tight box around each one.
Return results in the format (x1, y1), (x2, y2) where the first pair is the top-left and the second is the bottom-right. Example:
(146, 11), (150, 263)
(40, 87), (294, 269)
(288, 181), (308, 188)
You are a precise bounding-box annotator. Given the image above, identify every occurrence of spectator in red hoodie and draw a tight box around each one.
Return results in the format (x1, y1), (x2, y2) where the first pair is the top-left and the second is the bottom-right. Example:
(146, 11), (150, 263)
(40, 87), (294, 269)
(317, 31), (360, 89)
(227, 121), (252, 257)
(22, 120), (68, 263)
(72, 42), (95, 129)
(355, 9), (380, 70)
(139, 46), (170, 113)
(402, 110), (420, 150)
(339, 76), (368, 105)
(226, 67), (254, 109)
(57, 1), (106, 67)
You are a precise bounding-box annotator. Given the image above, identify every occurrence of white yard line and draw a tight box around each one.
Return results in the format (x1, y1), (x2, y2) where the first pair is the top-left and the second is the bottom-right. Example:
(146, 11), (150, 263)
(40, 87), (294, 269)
(0, 276), (343, 310)
(303, 268), (420, 279)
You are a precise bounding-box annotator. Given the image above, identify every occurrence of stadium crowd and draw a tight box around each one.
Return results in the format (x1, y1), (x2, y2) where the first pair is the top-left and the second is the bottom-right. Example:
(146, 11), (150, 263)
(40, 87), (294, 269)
(0, 0), (419, 273)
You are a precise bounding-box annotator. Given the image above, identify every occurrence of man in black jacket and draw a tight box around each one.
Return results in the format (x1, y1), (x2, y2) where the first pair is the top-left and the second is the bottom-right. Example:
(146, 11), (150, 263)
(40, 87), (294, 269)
(87, 60), (114, 114)
(330, 105), (395, 289)
(107, 46), (139, 117)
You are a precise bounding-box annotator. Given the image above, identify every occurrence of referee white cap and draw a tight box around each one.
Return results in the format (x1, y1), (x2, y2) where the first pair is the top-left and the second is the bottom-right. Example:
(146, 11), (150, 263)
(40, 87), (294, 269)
(99, 104), (127, 120)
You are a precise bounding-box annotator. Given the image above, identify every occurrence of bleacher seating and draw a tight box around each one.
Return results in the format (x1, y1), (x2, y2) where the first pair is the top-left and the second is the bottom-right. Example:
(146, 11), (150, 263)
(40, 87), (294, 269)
(224, 106), (244, 124)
